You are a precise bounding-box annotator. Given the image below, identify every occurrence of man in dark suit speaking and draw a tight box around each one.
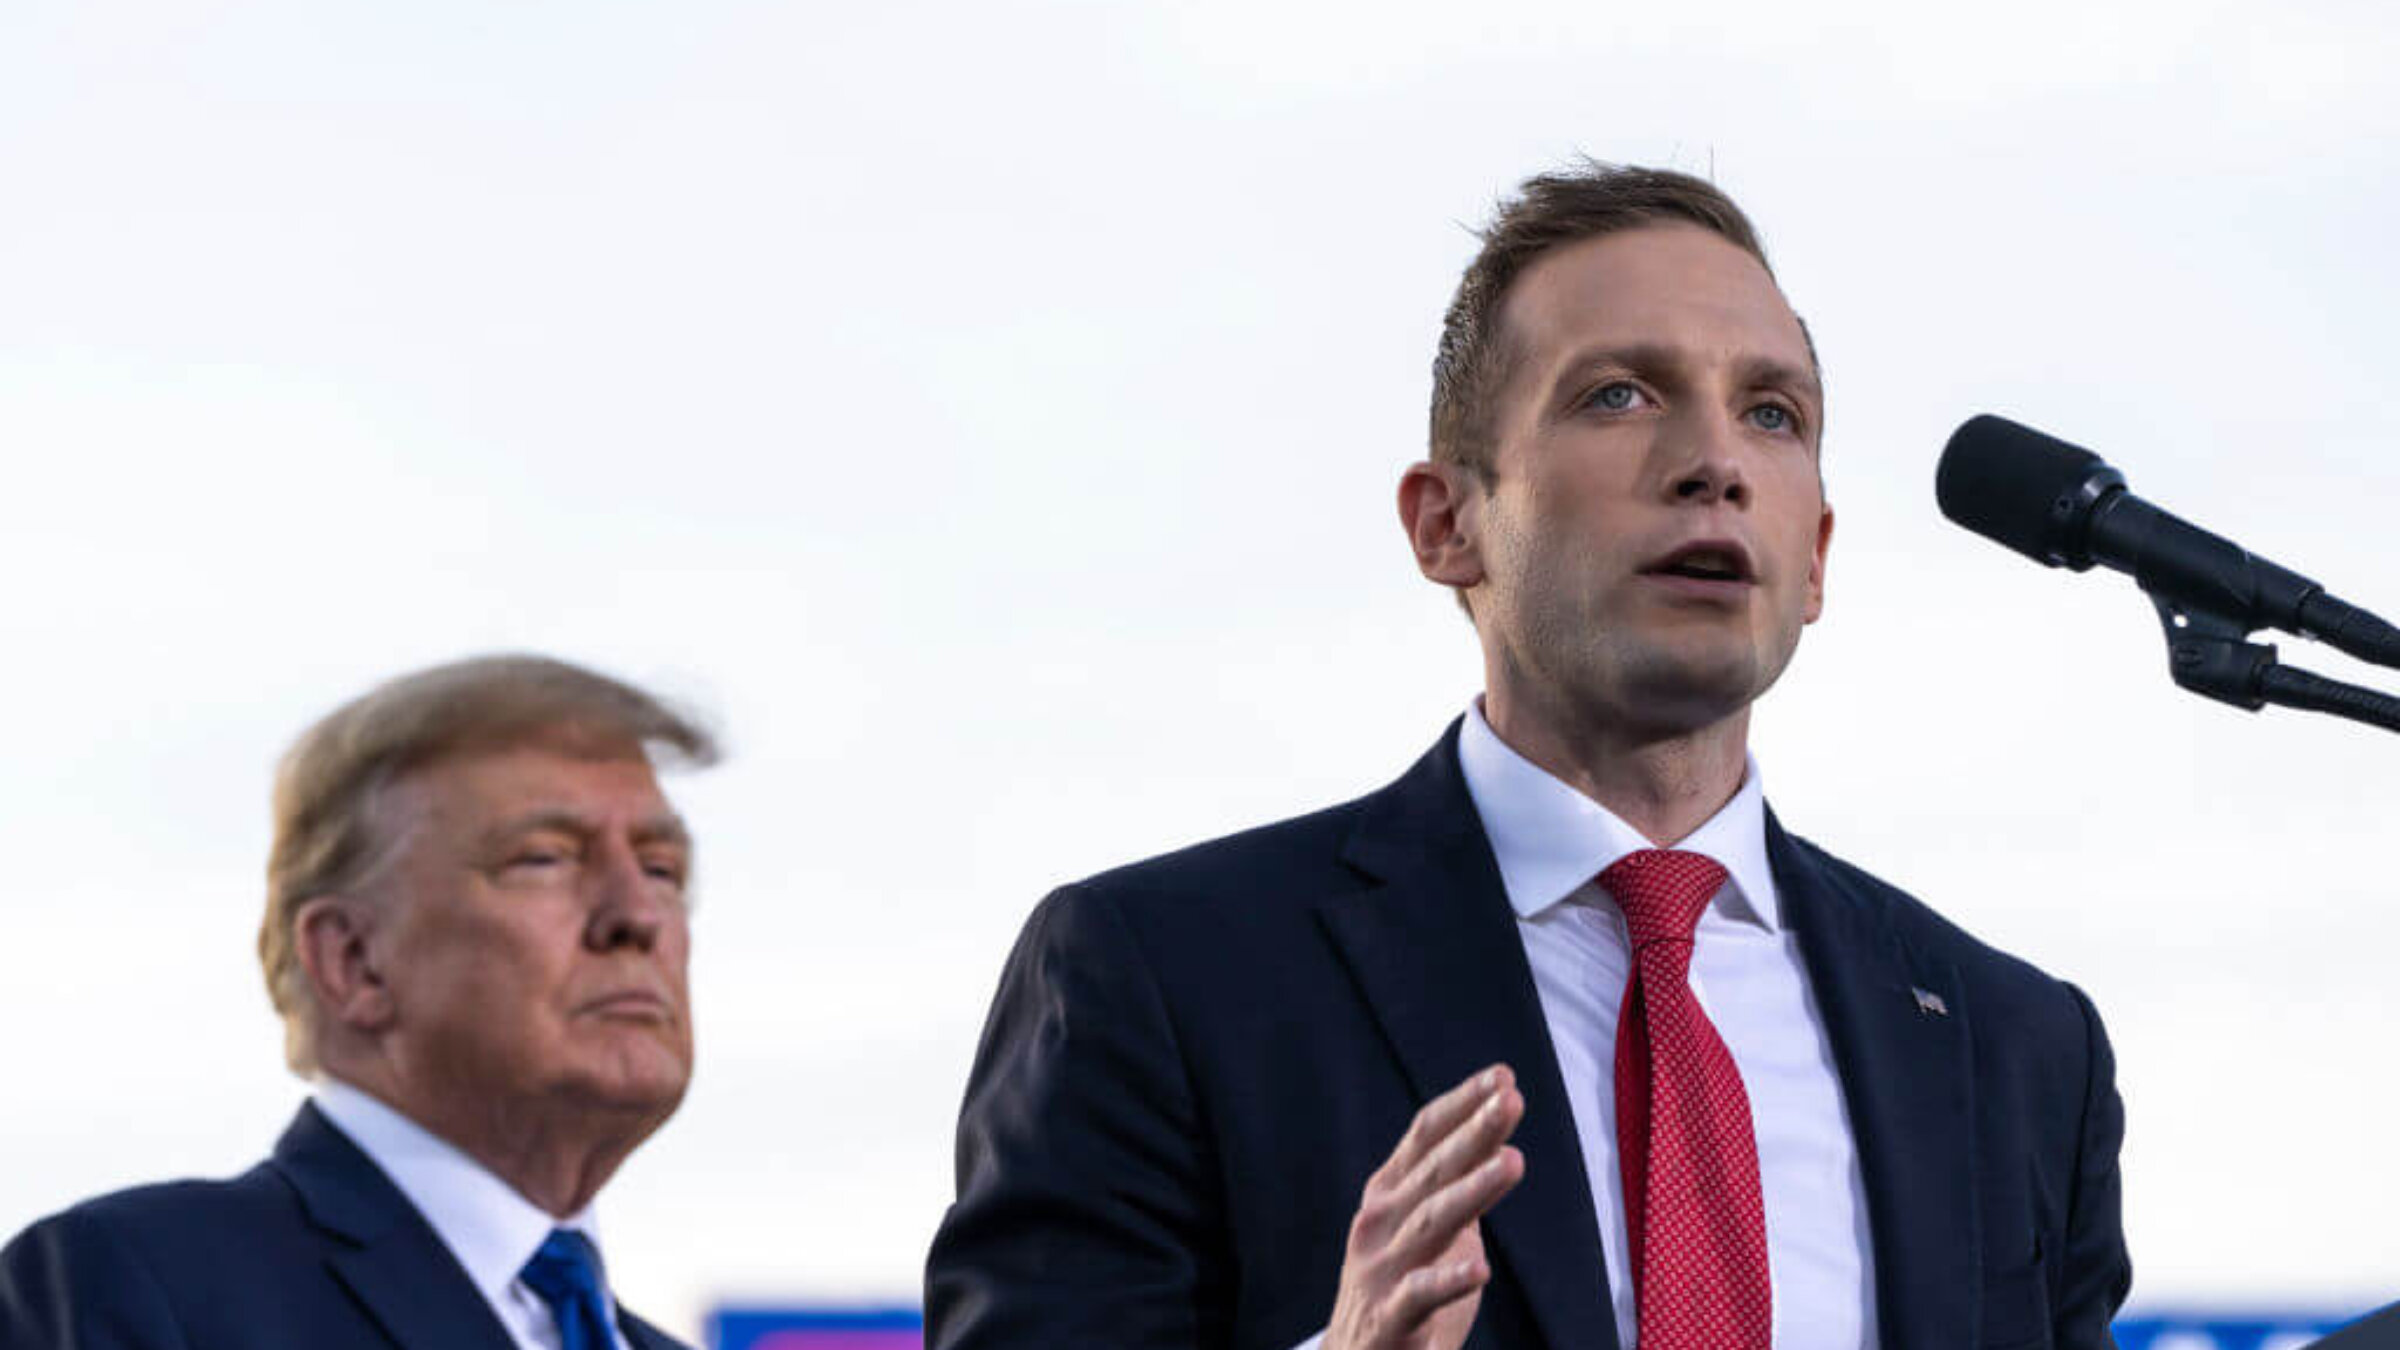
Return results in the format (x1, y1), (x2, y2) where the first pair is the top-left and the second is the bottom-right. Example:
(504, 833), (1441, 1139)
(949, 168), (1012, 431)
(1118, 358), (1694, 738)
(926, 164), (2131, 1349)
(1, 655), (713, 1350)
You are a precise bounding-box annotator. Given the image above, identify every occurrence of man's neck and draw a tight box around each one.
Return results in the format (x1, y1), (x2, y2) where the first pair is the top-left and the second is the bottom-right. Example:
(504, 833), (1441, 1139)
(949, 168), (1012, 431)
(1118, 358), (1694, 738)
(1480, 690), (1751, 847)
(322, 1060), (652, 1218)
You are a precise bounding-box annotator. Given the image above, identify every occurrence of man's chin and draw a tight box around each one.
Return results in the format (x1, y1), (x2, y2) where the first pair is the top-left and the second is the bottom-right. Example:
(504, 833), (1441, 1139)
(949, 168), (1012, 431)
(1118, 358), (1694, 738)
(1610, 650), (1772, 733)
(561, 1041), (692, 1120)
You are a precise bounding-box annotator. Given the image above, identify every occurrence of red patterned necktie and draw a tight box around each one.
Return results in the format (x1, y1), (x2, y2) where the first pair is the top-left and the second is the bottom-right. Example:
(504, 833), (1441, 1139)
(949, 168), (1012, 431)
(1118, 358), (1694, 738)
(1603, 848), (1772, 1348)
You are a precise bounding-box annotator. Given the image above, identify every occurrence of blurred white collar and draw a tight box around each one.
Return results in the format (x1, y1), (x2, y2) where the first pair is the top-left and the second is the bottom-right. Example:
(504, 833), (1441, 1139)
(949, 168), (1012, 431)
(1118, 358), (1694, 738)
(312, 1079), (609, 1316)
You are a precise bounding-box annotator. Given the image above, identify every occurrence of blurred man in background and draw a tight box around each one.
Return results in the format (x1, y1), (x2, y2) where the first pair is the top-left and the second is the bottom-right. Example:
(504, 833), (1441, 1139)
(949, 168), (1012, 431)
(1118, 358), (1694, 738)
(927, 164), (2130, 1349)
(1, 654), (716, 1350)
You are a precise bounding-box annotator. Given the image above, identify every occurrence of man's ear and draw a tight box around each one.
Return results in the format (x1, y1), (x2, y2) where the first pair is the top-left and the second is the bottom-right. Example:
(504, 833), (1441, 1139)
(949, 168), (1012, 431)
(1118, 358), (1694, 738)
(1398, 460), (1487, 592)
(294, 896), (396, 1035)
(1803, 501), (1835, 624)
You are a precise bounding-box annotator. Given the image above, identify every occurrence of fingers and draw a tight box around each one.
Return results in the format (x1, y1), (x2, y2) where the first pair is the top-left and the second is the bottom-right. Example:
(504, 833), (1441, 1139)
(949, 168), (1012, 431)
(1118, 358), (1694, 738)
(1377, 1064), (1515, 1184)
(1400, 1076), (1523, 1204)
(1330, 1066), (1526, 1350)
(1379, 1248), (1491, 1333)
(1353, 1065), (1526, 1261)
(1388, 1140), (1523, 1272)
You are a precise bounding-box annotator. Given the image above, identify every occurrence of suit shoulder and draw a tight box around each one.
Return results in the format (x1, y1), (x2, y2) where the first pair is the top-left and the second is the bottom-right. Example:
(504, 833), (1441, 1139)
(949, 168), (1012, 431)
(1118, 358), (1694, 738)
(13, 1162), (295, 1254)
(1, 1165), (298, 1341)
(1063, 792), (1376, 909)
(1781, 830), (2084, 999)
(1034, 727), (1467, 932)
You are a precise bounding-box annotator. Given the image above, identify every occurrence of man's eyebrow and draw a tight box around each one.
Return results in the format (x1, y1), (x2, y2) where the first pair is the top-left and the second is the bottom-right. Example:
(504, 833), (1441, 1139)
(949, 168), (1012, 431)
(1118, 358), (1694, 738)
(480, 808), (589, 850)
(1737, 354), (1824, 404)
(1550, 342), (1824, 403)
(479, 808), (692, 850)
(1552, 341), (1680, 380)
(632, 814), (693, 850)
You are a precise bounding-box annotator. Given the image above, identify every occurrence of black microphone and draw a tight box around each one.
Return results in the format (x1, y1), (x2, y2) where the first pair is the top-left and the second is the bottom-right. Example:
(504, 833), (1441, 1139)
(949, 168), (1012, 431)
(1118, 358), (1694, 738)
(1936, 414), (2400, 669)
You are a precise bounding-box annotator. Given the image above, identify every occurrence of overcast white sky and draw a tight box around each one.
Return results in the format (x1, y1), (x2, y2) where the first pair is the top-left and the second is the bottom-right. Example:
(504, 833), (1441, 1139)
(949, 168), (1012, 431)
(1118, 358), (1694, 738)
(3, 0), (2396, 1339)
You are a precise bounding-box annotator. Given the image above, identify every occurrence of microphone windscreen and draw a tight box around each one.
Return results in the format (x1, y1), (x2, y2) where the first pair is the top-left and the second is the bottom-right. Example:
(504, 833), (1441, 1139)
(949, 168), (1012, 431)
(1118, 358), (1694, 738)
(1936, 415), (2114, 566)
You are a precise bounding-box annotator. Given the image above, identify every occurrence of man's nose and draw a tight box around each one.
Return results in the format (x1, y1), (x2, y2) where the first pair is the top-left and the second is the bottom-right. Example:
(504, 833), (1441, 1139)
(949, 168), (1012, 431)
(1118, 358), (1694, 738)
(1664, 407), (1750, 507)
(587, 837), (669, 952)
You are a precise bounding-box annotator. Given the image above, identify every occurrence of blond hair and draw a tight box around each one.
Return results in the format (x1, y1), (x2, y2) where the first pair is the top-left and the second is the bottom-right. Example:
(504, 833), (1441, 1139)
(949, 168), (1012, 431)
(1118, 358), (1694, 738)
(260, 654), (719, 1074)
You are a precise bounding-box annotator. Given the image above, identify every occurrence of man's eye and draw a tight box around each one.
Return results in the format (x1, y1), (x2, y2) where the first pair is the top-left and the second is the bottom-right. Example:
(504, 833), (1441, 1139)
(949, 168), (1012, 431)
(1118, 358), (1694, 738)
(1749, 404), (1796, 433)
(509, 851), (567, 869)
(1587, 382), (1643, 412)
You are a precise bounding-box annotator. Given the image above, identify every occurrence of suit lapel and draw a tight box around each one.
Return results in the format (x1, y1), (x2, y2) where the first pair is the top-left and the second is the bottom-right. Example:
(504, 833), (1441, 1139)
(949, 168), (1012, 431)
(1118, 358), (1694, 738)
(1769, 815), (1977, 1350)
(271, 1104), (521, 1350)
(1319, 727), (1619, 1350)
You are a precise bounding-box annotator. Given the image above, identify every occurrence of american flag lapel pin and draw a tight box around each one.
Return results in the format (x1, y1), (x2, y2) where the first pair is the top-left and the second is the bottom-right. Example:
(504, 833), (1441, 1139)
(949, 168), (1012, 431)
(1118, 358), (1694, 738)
(1912, 986), (1949, 1017)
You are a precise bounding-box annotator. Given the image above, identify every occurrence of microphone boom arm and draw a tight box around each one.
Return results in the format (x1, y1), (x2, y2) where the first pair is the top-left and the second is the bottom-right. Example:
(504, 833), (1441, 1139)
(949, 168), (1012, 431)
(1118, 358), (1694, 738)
(2259, 665), (2400, 734)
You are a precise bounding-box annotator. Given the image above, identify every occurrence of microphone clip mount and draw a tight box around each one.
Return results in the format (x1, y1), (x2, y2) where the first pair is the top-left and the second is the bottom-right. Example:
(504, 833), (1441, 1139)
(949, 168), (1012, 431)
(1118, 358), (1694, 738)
(2146, 591), (2400, 734)
(2151, 597), (2275, 712)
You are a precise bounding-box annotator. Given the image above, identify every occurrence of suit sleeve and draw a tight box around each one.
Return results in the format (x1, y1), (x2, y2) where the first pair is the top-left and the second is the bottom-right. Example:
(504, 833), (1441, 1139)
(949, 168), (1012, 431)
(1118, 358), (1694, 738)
(2053, 982), (2133, 1350)
(0, 1208), (195, 1350)
(925, 884), (1232, 1350)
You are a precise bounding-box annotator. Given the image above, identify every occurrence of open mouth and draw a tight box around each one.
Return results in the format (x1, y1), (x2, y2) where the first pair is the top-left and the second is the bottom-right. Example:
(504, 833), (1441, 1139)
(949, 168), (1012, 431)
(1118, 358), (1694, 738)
(1643, 541), (1756, 584)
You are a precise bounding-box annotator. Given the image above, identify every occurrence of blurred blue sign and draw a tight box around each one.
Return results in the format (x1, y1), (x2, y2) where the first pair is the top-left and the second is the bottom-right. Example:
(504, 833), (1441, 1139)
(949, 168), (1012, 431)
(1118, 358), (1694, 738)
(2116, 1316), (2353, 1349)
(711, 1307), (921, 1350)
(710, 1307), (2369, 1349)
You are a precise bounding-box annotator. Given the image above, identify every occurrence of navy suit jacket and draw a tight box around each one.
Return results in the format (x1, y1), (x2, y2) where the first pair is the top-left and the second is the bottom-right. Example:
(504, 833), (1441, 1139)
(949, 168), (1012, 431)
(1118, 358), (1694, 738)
(2317, 1303), (2400, 1349)
(926, 724), (2130, 1350)
(0, 1103), (690, 1350)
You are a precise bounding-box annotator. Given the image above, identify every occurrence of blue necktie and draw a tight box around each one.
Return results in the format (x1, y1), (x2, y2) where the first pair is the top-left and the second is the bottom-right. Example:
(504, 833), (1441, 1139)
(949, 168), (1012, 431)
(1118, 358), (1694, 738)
(520, 1228), (616, 1350)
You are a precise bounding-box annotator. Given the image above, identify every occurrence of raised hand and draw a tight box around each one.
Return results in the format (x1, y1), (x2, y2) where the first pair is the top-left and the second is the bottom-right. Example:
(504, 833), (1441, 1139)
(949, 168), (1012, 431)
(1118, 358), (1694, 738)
(1325, 1064), (1526, 1350)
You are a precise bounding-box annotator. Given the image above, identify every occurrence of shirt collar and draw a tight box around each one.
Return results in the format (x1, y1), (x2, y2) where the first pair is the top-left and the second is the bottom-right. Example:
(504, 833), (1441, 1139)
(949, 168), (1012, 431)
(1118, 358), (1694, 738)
(311, 1078), (609, 1310)
(1456, 699), (1781, 931)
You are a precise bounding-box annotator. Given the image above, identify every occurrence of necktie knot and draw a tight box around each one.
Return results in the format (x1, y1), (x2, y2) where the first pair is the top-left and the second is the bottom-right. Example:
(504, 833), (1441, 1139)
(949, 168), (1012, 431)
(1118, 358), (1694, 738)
(1599, 848), (1727, 950)
(521, 1228), (614, 1350)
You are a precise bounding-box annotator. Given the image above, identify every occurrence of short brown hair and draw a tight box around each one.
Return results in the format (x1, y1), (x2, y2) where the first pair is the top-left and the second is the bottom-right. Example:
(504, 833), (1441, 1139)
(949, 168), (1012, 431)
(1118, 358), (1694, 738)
(260, 654), (719, 1075)
(1429, 161), (1795, 482)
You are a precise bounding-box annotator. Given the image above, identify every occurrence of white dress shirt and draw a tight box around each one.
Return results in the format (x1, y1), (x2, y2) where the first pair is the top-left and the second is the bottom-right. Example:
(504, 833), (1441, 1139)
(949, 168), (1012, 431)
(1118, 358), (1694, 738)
(1457, 702), (1875, 1349)
(312, 1080), (629, 1350)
